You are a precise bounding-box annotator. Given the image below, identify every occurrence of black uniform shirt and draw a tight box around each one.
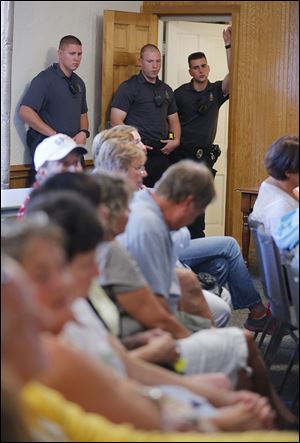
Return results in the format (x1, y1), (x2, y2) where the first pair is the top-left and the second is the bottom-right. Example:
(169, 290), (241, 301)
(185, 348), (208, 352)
(174, 80), (228, 149)
(111, 71), (177, 144)
(21, 63), (88, 137)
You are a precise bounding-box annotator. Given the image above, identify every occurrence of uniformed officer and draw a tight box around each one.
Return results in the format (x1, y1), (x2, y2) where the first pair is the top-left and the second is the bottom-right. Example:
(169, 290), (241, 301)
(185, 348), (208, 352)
(110, 44), (181, 188)
(171, 26), (232, 238)
(19, 35), (89, 164)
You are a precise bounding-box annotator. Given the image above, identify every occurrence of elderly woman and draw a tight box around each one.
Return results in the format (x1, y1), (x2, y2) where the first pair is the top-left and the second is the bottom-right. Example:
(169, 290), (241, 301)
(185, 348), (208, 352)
(251, 135), (299, 235)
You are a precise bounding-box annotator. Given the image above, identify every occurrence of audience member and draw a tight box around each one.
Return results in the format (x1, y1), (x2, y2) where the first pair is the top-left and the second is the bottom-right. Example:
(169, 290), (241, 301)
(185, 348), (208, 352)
(18, 133), (87, 217)
(250, 135), (299, 235)
(3, 215), (279, 433)
(94, 133), (270, 333)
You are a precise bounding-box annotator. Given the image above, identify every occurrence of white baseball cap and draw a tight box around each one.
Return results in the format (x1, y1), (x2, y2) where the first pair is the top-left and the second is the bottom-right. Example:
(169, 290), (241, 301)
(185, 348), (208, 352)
(34, 133), (88, 170)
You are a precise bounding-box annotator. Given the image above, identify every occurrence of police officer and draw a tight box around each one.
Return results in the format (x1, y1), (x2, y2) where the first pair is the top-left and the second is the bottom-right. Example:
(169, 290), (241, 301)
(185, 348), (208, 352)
(110, 44), (181, 188)
(171, 26), (232, 238)
(19, 35), (89, 165)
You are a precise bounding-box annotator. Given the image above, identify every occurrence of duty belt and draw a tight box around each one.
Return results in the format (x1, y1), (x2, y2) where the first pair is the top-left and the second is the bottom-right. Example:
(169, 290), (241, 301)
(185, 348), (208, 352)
(195, 144), (221, 165)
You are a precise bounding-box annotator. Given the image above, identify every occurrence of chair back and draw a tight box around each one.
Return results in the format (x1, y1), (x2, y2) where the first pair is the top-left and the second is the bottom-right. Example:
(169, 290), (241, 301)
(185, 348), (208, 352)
(249, 220), (292, 324)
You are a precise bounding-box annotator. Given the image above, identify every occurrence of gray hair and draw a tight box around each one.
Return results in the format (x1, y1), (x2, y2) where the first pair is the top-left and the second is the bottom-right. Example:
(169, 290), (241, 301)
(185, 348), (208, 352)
(94, 138), (146, 173)
(154, 160), (216, 210)
(1, 216), (64, 264)
(92, 125), (138, 161)
(92, 171), (134, 223)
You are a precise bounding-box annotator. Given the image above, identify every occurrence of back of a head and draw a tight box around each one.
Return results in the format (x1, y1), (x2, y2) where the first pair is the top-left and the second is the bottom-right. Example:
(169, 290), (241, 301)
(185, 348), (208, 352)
(2, 215), (65, 264)
(94, 138), (146, 173)
(92, 125), (137, 162)
(265, 135), (299, 180)
(29, 171), (102, 209)
(154, 160), (216, 209)
(26, 190), (103, 261)
(92, 170), (134, 220)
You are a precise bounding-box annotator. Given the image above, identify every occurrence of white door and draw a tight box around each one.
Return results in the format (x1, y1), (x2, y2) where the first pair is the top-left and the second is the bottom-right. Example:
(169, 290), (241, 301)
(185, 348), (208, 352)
(164, 21), (229, 236)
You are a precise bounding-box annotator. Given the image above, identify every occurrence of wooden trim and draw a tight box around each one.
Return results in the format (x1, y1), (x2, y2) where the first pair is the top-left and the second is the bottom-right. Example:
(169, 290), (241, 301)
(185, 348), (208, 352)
(9, 160), (94, 189)
(141, 4), (240, 15)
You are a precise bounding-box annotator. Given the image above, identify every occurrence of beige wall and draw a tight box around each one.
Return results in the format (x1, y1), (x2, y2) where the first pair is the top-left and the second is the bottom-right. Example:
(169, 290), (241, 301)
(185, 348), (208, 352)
(143, 1), (299, 240)
(11, 1), (142, 165)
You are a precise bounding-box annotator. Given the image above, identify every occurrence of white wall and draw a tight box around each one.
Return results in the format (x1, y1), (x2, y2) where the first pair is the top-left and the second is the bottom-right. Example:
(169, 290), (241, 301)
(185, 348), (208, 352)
(11, 1), (142, 165)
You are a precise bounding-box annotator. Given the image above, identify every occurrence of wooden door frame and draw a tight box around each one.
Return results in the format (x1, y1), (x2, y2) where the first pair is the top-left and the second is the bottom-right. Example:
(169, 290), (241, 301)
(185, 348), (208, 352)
(141, 3), (241, 235)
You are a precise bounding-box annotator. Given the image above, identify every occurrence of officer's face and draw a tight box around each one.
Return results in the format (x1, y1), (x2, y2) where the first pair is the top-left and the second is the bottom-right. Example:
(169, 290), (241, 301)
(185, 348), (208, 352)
(58, 43), (82, 74)
(189, 57), (210, 84)
(140, 49), (161, 83)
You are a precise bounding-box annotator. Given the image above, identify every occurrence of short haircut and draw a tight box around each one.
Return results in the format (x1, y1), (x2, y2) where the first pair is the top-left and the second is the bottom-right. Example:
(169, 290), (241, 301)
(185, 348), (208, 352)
(94, 138), (146, 173)
(92, 125), (137, 161)
(2, 216), (65, 264)
(140, 44), (160, 58)
(188, 52), (207, 67)
(59, 35), (82, 49)
(154, 160), (215, 210)
(93, 171), (134, 223)
(26, 191), (103, 261)
(29, 172), (103, 208)
(264, 135), (299, 180)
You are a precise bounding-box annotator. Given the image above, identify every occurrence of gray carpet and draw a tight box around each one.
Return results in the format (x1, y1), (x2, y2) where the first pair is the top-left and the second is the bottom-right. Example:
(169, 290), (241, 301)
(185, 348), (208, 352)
(227, 249), (299, 416)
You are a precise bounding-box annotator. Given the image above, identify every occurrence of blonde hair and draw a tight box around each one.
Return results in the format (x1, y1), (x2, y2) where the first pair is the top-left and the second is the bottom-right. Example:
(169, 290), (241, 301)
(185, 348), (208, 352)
(92, 125), (138, 161)
(94, 138), (146, 173)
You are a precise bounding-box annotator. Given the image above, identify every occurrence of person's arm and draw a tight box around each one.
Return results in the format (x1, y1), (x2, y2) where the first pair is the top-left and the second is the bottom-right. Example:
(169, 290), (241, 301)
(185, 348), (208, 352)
(110, 107), (127, 126)
(39, 334), (162, 431)
(160, 112), (181, 155)
(73, 113), (89, 145)
(19, 105), (56, 136)
(222, 26), (232, 96)
(115, 286), (191, 339)
(176, 268), (215, 325)
(129, 332), (180, 364)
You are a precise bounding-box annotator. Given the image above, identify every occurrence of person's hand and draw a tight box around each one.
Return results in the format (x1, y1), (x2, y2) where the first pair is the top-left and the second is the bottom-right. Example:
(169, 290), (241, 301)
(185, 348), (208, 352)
(144, 144), (153, 151)
(146, 333), (180, 364)
(223, 26), (232, 45)
(133, 328), (167, 346)
(160, 139), (180, 155)
(73, 131), (87, 146)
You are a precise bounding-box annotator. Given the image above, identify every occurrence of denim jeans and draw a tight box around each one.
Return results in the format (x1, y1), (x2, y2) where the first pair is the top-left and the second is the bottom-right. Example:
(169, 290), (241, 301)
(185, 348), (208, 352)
(178, 236), (262, 310)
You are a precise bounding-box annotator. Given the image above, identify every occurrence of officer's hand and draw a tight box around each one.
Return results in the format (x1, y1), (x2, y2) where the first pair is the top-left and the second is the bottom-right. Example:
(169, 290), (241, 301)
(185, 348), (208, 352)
(144, 144), (153, 151)
(160, 139), (180, 155)
(223, 26), (232, 45)
(73, 132), (87, 145)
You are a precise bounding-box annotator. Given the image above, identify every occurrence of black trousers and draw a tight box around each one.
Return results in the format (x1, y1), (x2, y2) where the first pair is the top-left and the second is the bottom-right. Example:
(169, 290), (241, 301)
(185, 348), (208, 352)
(143, 141), (171, 188)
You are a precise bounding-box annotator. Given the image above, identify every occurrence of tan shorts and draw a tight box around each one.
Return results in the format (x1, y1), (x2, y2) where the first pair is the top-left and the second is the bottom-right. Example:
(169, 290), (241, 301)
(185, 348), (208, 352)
(178, 327), (250, 387)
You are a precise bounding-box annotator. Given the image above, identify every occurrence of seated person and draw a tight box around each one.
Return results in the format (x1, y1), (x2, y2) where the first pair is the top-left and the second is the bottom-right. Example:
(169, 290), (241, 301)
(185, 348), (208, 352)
(18, 133), (87, 217)
(250, 135), (299, 236)
(93, 132), (270, 333)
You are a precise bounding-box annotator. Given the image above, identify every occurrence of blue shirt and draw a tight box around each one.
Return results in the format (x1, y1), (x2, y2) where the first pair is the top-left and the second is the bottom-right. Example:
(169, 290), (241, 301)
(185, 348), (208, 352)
(117, 189), (180, 312)
(21, 63), (88, 137)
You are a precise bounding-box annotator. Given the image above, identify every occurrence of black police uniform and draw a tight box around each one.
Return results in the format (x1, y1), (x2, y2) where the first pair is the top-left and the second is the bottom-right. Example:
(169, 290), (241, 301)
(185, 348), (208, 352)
(21, 63), (88, 159)
(172, 80), (229, 238)
(111, 71), (178, 187)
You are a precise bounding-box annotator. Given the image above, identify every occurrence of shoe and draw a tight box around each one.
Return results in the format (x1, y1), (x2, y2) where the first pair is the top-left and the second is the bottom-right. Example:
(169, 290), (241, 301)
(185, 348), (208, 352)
(244, 315), (277, 334)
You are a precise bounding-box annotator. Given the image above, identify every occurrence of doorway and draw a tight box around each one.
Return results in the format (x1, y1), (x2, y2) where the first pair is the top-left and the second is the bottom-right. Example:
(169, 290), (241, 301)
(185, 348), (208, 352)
(158, 16), (231, 236)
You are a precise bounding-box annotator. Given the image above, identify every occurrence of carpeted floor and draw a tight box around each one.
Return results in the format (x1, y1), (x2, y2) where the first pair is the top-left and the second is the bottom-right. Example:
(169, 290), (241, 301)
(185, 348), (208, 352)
(227, 248), (299, 416)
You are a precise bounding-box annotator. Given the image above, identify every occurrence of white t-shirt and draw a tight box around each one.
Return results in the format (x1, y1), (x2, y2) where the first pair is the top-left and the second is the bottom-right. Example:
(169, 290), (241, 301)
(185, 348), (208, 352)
(251, 181), (299, 235)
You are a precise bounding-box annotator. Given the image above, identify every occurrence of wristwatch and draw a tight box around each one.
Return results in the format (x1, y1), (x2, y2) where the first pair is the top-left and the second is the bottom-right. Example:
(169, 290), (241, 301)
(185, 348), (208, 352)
(79, 129), (90, 138)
